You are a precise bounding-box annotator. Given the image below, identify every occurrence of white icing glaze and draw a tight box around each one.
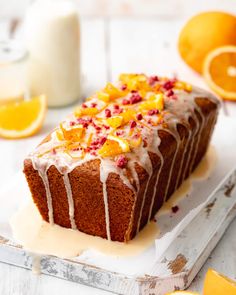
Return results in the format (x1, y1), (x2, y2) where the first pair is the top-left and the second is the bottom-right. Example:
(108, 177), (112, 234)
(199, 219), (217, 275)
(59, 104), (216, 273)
(26, 77), (219, 241)
(63, 173), (77, 230)
(31, 160), (54, 225)
(100, 161), (111, 240)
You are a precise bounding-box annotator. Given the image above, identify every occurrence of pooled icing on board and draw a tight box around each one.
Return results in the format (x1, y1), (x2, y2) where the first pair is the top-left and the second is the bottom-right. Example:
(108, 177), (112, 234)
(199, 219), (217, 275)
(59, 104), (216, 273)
(26, 74), (219, 241)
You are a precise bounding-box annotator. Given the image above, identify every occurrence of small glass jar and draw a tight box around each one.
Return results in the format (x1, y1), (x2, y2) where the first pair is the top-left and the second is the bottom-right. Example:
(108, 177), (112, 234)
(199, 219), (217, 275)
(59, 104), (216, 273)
(0, 40), (29, 105)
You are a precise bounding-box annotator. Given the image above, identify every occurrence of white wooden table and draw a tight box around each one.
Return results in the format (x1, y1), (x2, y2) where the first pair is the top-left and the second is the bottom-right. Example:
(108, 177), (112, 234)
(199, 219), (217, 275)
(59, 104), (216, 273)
(0, 14), (236, 294)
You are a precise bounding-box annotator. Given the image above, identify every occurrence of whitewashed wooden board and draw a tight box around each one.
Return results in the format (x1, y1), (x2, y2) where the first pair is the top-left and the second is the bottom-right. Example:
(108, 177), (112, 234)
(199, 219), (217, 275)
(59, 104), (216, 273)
(0, 167), (235, 295)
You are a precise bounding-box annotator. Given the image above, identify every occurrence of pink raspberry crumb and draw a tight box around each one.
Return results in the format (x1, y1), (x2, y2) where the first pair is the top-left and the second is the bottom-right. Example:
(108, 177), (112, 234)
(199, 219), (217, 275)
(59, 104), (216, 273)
(116, 155), (128, 169)
(171, 205), (179, 213)
(113, 104), (119, 110)
(122, 99), (130, 105)
(162, 80), (174, 90)
(130, 120), (137, 128)
(148, 75), (159, 86)
(130, 93), (142, 104)
(120, 84), (127, 91)
(166, 89), (174, 97)
(136, 113), (143, 120)
(105, 108), (111, 118)
(148, 109), (159, 116)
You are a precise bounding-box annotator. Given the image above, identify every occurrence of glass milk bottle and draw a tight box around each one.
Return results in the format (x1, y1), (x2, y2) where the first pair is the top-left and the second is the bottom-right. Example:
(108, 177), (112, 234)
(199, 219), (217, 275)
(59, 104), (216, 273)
(24, 0), (81, 107)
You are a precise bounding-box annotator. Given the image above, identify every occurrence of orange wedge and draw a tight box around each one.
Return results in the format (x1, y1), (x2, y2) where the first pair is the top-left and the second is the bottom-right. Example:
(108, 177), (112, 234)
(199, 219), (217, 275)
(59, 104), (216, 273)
(98, 135), (130, 157)
(166, 292), (199, 295)
(203, 269), (236, 295)
(0, 95), (46, 139)
(106, 116), (123, 128)
(203, 45), (236, 101)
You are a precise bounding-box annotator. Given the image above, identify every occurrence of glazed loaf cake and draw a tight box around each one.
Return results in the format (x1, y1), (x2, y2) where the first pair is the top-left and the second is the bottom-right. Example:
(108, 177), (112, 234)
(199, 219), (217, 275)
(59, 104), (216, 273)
(24, 74), (219, 242)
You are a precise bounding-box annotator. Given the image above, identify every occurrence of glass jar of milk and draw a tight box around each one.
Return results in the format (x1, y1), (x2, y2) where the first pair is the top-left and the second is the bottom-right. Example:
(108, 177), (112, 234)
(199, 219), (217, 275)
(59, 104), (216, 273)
(24, 0), (81, 107)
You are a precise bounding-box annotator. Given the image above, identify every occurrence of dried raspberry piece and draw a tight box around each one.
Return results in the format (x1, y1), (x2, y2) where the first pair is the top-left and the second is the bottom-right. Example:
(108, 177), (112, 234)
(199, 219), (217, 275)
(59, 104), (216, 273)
(91, 136), (107, 148)
(116, 155), (128, 169)
(84, 147), (91, 153)
(92, 121), (101, 130)
(82, 103), (88, 108)
(136, 113), (143, 120)
(147, 109), (159, 116)
(91, 102), (97, 108)
(77, 118), (89, 128)
(166, 89), (174, 97)
(105, 108), (111, 118)
(116, 130), (125, 136)
(162, 80), (174, 90)
(69, 121), (76, 126)
(99, 136), (107, 146)
(120, 84), (127, 91)
(171, 205), (179, 213)
(130, 120), (137, 128)
(113, 108), (123, 115)
(103, 125), (110, 130)
(130, 93), (142, 104)
(122, 99), (130, 105)
(148, 75), (159, 86)
(113, 104), (119, 110)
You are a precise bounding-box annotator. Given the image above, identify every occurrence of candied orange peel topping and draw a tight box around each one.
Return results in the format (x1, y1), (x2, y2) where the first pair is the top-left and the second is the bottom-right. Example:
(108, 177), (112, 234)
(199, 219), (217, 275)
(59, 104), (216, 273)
(46, 74), (193, 159)
(60, 123), (85, 142)
(98, 135), (130, 157)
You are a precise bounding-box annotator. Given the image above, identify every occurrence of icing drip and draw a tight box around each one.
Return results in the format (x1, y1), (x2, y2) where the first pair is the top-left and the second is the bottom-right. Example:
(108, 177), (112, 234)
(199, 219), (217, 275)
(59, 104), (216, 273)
(181, 112), (200, 182)
(32, 160), (54, 225)
(63, 173), (77, 230)
(128, 162), (140, 192)
(148, 147), (164, 221)
(136, 129), (161, 233)
(40, 172), (54, 225)
(189, 107), (206, 173)
(162, 124), (181, 203)
(99, 160), (111, 240)
(174, 123), (191, 191)
(136, 151), (153, 234)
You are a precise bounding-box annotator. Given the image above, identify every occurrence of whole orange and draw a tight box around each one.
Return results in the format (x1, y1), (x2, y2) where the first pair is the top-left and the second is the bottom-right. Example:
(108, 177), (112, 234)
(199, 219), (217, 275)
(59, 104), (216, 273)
(178, 11), (236, 73)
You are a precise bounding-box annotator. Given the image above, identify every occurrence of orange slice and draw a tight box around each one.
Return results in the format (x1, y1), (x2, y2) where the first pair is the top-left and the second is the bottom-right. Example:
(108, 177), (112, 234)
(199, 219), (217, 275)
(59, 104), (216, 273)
(139, 94), (164, 112)
(203, 45), (236, 100)
(98, 135), (130, 157)
(106, 116), (123, 128)
(0, 95), (46, 139)
(166, 292), (199, 295)
(120, 109), (136, 124)
(203, 269), (236, 295)
(75, 107), (99, 117)
(60, 123), (84, 142)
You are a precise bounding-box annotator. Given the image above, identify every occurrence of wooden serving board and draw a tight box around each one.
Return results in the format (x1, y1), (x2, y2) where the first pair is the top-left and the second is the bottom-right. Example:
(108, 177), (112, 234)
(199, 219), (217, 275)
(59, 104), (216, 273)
(0, 167), (235, 295)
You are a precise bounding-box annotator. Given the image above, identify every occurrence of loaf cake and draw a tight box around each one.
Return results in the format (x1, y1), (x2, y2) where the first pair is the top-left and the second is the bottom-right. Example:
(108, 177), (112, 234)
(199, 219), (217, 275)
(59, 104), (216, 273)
(24, 74), (219, 242)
